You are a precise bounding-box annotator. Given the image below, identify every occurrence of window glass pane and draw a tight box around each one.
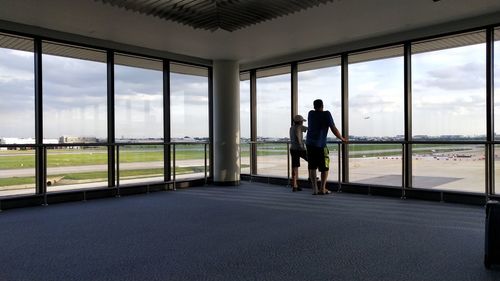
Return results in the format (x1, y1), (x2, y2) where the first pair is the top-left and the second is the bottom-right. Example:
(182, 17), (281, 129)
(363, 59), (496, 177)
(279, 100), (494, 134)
(298, 58), (342, 179)
(115, 54), (163, 141)
(256, 142), (288, 177)
(494, 28), (500, 140)
(0, 146), (35, 197)
(412, 144), (484, 193)
(495, 145), (500, 194)
(0, 34), (34, 141)
(170, 63), (209, 141)
(240, 75), (250, 174)
(349, 144), (402, 186)
(349, 46), (404, 140)
(171, 63), (209, 180)
(0, 34), (35, 196)
(43, 42), (107, 142)
(118, 144), (164, 185)
(256, 66), (290, 177)
(412, 31), (486, 140)
(257, 66), (291, 140)
(173, 143), (208, 180)
(46, 146), (107, 192)
(495, 28), (500, 194)
(298, 58), (342, 133)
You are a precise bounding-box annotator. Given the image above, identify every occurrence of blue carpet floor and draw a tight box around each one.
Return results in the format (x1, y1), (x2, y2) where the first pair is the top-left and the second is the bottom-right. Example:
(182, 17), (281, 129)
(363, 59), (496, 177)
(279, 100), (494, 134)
(0, 182), (499, 281)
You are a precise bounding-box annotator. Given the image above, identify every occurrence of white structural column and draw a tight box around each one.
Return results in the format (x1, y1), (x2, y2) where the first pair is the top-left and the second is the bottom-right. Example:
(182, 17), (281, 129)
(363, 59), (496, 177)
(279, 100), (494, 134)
(213, 60), (240, 185)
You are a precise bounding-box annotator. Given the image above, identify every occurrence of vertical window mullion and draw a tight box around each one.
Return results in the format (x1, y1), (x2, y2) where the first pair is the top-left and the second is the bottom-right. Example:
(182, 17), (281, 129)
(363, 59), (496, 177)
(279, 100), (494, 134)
(404, 42), (412, 191)
(250, 70), (257, 175)
(163, 60), (171, 183)
(341, 53), (349, 183)
(486, 27), (494, 196)
(107, 50), (115, 187)
(34, 38), (45, 195)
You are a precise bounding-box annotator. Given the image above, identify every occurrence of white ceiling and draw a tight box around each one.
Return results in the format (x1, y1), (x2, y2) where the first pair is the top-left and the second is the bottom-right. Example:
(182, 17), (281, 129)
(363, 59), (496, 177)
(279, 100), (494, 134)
(0, 0), (499, 69)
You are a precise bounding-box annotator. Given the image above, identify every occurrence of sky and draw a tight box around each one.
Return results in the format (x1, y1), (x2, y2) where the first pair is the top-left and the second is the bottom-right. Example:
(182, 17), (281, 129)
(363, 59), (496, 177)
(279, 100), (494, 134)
(0, 47), (209, 140)
(1, 40), (500, 140)
(241, 41), (500, 139)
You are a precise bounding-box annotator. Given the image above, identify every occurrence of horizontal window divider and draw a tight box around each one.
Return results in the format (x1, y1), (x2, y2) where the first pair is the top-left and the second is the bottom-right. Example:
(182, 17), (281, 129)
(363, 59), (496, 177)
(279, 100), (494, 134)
(0, 141), (211, 148)
(244, 140), (493, 145)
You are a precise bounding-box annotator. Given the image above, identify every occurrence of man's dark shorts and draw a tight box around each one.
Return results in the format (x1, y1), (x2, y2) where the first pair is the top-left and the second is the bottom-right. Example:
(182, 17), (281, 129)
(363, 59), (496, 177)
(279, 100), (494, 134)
(290, 149), (307, 168)
(306, 145), (330, 172)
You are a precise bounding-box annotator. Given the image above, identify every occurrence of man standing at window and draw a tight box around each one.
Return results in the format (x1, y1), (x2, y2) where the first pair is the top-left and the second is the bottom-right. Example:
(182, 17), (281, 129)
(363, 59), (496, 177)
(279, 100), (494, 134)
(306, 99), (347, 195)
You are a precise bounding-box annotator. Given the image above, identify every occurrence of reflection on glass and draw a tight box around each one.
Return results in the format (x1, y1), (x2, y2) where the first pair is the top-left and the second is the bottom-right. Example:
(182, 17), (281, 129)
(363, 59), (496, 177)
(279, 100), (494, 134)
(43, 42), (107, 141)
(256, 143), (288, 177)
(349, 47), (403, 139)
(170, 64), (209, 180)
(494, 28), (500, 140)
(0, 147), (35, 197)
(412, 144), (484, 193)
(115, 54), (163, 141)
(173, 143), (207, 180)
(118, 145), (164, 185)
(298, 58), (342, 134)
(256, 66), (291, 139)
(240, 77), (251, 174)
(256, 67), (290, 177)
(495, 145), (500, 195)
(0, 34), (34, 140)
(349, 144), (402, 186)
(46, 146), (107, 192)
(325, 143), (341, 182)
(240, 142), (251, 174)
(412, 31), (486, 139)
(171, 63), (209, 141)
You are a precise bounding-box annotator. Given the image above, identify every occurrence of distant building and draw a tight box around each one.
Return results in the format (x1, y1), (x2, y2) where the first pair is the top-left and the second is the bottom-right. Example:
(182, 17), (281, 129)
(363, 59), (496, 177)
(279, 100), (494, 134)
(0, 137), (58, 150)
(59, 136), (98, 144)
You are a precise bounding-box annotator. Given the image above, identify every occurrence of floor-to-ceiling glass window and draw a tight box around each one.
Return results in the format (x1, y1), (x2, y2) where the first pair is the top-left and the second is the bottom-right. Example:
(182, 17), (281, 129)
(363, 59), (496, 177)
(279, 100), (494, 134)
(170, 63), (209, 180)
(240, 72), (251, 174)
(115, 54), (163, 185)
(348, 46), (404, 187)
(298, 58), (342, 181)
(256, 66), (291, 177)
(0, 33), (35, 197)
(494, 27), (500, 194)
(412, 31), (486, 193)
(42, 42), (108, 192)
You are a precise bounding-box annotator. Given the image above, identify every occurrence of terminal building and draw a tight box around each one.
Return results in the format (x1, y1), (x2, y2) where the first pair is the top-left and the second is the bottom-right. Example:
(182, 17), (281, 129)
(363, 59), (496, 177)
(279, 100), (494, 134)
(1, 0), (500, 280)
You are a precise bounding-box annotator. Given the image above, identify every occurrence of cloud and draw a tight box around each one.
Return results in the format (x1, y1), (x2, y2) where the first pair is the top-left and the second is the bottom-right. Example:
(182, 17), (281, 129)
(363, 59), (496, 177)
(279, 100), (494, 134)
(43, 54), (108, 87)
(115, 64), (162, 85)
(0, 49), (34, 75)
(414, 62), (485, 91)
(170, 74), (209, 107)
(349, 92), (403, 114)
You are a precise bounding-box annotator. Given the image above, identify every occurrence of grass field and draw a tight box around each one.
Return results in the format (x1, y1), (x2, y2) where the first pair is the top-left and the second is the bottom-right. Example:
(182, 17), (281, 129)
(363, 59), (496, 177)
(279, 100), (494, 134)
(0, 166), (205, 188)
(0, 147), (208, 169)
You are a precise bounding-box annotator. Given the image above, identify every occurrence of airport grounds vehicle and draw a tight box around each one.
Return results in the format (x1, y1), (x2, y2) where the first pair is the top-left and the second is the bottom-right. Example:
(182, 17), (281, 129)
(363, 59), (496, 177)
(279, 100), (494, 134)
(485, 200), (500, 268)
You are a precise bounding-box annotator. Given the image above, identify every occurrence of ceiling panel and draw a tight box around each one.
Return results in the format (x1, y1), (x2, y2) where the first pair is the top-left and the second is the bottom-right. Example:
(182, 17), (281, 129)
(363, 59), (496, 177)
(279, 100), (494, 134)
(95, 0), (336, 32)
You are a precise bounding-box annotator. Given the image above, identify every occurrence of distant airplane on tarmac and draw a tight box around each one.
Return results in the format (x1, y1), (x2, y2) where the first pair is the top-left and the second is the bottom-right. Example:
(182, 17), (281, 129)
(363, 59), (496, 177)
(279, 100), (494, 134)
(363, 116), (370, 120)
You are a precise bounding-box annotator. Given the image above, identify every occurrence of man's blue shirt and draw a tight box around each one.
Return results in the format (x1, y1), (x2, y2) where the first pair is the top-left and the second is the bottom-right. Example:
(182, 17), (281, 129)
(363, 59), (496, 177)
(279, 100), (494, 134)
(306, 110), (335, 148)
